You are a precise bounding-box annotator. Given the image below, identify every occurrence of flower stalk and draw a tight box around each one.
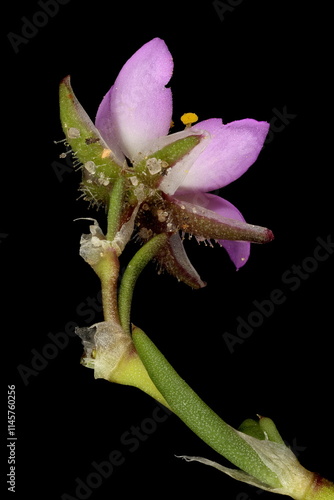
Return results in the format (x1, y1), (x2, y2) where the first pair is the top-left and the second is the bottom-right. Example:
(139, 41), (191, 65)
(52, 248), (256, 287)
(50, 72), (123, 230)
(118, 233), (168, 334)
(93, 248), (120, 323)
(106, 176), (126, 242)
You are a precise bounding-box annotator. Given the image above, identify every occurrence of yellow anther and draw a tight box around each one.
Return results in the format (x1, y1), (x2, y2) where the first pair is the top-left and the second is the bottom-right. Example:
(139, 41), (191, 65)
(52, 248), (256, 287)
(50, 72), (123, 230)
(181, 112), (199, 127)
(101, 148), (112, 158)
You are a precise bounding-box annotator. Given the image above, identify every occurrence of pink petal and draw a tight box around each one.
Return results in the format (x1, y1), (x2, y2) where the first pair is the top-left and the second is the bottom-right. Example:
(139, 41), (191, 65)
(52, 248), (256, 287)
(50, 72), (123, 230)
(176, 118), (270, 194)
(95, 38), (173, 161)
(94, 86), (126, 165)
(158, 129), (210, 195)
(176, 192), (251, 269)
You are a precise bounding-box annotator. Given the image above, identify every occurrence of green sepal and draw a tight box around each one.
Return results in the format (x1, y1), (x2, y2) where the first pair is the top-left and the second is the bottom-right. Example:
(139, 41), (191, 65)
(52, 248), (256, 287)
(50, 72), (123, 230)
(167, 196), (275, 244)
(154, 234), (206, 289)
(59, 76), (121, 206)
(133, 135), (202, 187)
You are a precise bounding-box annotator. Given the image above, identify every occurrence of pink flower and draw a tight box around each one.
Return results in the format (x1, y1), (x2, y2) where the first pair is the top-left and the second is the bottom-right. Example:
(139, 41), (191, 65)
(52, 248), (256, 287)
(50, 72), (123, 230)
(60, 38), (273, 288)
(95, 38), (272, 285)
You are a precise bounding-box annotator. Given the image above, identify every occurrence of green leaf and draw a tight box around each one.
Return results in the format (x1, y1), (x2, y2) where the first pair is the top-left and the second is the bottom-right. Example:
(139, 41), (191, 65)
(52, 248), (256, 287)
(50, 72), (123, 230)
(238, 418), (266, 440)
(258, 416), (285, 445)
(132, 327), (281, 489)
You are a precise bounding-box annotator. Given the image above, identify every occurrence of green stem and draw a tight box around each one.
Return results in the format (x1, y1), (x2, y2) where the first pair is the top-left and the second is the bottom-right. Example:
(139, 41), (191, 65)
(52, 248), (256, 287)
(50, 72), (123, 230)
(91, 177), (126, 324)
(93, 249), (120, 323)
(106, 177), (125, 242)
(118, 234), (168, 334)
(303, 478), (334, 500)
(132, 326), (281, 489)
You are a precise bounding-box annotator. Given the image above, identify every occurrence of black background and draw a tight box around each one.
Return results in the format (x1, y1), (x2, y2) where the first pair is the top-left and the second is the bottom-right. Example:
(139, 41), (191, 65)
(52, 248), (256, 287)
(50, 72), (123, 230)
(3, 1), (333, 499)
